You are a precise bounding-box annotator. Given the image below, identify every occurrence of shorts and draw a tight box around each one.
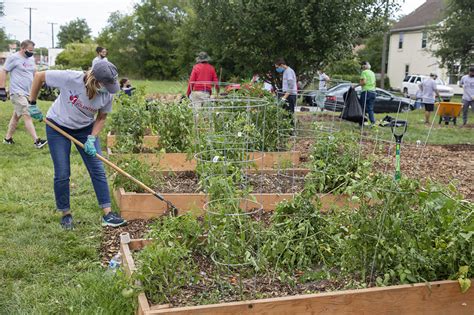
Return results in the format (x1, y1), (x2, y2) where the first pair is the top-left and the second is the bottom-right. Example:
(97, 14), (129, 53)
(11, 94), (29, 116)
(423, 103), (434, 112)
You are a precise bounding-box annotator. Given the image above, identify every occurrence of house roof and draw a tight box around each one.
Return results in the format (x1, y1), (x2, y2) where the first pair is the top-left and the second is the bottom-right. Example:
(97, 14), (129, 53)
(391, 0), (445, 32)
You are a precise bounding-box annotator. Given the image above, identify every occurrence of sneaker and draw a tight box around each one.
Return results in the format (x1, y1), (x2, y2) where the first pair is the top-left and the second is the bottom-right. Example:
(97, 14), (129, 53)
(3, 138), (15, 144)
(60, 214), (74, 230)
(34, 138), (48, 149)
(102, 212), (127, 228)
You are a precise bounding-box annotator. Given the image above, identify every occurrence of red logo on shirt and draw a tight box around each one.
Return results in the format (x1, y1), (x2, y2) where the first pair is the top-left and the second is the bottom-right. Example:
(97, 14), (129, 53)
(69, 94), (79, 104)
(68, 91), (97, 113)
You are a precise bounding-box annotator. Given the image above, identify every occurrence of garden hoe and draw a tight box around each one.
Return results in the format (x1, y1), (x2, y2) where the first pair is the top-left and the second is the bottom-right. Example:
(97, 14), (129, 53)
(390, 119), (408, 182)
(44, 118), (179, 216)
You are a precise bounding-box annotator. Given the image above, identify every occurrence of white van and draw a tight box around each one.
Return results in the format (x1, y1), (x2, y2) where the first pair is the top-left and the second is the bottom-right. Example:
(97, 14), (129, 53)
(401, 75), (454, 101)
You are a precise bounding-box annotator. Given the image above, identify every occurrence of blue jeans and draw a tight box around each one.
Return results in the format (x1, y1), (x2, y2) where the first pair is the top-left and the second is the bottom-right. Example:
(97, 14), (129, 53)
(46, 120), (111, 211)
(359, 91), (376, 124)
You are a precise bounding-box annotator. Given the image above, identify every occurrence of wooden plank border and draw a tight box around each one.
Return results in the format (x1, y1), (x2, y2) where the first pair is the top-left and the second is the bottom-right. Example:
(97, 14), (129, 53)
(115, 188), (352, 220)
(122, 239), (474, 315)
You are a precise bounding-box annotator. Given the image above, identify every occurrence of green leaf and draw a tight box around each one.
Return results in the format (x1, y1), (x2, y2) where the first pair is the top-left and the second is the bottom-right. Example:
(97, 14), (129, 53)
(458, 278), (471, 294)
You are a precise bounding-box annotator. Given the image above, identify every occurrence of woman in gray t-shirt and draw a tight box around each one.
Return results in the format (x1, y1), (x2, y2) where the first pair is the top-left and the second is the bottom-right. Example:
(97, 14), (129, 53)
(26, 60), (127, 230)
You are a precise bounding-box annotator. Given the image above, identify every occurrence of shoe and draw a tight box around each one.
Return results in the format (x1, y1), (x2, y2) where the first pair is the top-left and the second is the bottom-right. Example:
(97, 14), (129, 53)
(102, 212), (127, 227)
(60, 214), (74, 230)
(34, 138), (48, 149)
(3, 138), (15, 144)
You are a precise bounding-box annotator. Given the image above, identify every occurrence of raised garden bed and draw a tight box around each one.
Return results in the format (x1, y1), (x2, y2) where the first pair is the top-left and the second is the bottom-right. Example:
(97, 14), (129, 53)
(107, 132), (160, 150)
(114, 169), (351, 219)
(121, 238), (474, 315)
(107, 147), (302, 171)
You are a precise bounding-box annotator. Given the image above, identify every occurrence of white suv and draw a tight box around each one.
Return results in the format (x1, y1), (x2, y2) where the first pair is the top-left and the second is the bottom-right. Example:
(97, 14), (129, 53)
(402, 75), (454, 101)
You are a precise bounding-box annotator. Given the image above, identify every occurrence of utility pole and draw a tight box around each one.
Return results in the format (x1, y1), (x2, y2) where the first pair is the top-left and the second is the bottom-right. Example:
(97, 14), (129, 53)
(48, 22), (57, 48)
(380, 0), (390, 89)
(24, 7), (37, 40)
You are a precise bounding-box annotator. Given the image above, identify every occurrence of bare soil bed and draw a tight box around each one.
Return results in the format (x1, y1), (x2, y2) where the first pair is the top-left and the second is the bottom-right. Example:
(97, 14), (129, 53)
(153, 171), (305, 194)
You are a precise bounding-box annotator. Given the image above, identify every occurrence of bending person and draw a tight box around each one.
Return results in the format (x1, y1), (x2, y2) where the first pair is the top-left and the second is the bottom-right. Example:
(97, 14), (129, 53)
(27, 60), (127, 229)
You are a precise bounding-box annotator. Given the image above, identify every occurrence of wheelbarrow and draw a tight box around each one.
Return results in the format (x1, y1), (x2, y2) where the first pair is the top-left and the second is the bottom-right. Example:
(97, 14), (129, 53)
(436, 101), (463, 125)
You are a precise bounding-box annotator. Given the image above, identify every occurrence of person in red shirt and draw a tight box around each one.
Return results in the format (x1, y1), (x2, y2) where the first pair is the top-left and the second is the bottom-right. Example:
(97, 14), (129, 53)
(187, 52), (219, 106)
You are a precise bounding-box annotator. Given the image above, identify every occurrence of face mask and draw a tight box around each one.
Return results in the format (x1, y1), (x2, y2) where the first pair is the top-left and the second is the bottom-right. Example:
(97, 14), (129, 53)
(126, 84), (131, 88)
(25, 51), (34, 58)
(97, 86), (108, 94)
(276, 67), (284, 73)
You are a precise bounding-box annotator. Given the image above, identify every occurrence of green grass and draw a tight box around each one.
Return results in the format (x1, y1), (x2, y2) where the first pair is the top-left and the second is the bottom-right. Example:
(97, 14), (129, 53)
(0, 100), (136, 314)
(132, 80), (187, 94)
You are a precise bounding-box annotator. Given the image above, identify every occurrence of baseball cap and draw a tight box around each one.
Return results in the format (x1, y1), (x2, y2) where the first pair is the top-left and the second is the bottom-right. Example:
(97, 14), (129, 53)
(92, 60), (120, 94)
(469, 66), (474, 72)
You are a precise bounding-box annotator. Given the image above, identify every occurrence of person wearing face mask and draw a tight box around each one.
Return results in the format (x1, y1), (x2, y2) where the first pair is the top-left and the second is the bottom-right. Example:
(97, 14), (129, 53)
(274, 58), (297, 114)
(459, 66), (474, 126)
(119, 77), (135, 96)
(26, 60), (127, 230)
(0, 39), (47, 148)
(92, 46), (108, 67)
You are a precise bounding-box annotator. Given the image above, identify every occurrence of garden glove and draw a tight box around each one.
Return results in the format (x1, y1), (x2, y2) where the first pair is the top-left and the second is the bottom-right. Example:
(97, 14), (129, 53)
(0, 88), (7, 101)
(277, 98), (288, 106)
(84, 135), (97, 156)
(28, 101), (43, 121)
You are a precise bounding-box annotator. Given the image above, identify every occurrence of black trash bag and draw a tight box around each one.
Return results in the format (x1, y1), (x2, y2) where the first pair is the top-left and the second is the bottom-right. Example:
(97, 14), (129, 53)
(340, 87), (366, 124)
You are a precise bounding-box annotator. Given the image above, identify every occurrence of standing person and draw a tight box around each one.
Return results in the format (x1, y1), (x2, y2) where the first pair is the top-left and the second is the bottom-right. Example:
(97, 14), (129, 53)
(186, 52), (219, 106)
(274, 57), (297, 113)
(419, 73), (440, 124)
(459, 66), (474, 125)
(92, 46), (108, 66)
(359, 61), (377, 126)
(317, 68), (330, 91)
(0, 39), (47, 148)
(27, 60), (127, 229)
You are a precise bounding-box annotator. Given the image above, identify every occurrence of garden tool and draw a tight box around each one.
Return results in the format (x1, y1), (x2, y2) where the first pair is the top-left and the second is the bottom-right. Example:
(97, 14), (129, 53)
(44, 118), (179, 216)
(390, 119), (408, 181)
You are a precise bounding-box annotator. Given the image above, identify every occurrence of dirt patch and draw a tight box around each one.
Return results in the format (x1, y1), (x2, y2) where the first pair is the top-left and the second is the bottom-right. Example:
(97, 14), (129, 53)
(153, 172), (305, 194)
(100, 219), (155, 266)
(370, 143), (473, 201)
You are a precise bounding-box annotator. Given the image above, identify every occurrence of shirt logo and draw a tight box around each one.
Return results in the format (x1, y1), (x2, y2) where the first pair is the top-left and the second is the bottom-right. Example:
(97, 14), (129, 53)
(68, 91), (97, 113)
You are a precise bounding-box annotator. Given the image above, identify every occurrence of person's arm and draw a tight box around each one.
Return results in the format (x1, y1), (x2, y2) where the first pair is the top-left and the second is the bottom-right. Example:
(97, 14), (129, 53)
(187, 67), (197, 97)
(91, 112), (107, 137)
(0, 69), (8, 88)
(212, 68), (219, 94)
(29, 71), (46, 102)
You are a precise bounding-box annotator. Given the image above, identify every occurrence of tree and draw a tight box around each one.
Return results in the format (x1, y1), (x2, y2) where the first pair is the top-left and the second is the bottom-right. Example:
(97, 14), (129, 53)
(184, 0), (395, 81)
(57, 18), (92, 48)
(55, 42), (96, 70)
(0, 28), (12, 51)
(432, 0), (474, 72)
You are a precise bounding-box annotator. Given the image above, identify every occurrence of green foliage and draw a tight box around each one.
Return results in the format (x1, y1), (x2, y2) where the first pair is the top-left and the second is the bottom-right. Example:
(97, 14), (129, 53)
(57, 18), (92, 48)
(357, 33), (385, 74)
(135, 242), (198, 304)
(0, 27), (15, 51)
(431, 0), (474, 70)
(109, 87), (150, 153)
(55, 42), (96, 70)
(306, 132), (372, 194)
(149, 100), (194, 153)
(38, 83), (59, 101)
(112, 157), (154, 193)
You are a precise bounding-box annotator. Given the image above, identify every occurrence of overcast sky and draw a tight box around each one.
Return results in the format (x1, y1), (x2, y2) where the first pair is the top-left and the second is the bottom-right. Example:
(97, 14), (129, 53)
(1, 0), (427, 48)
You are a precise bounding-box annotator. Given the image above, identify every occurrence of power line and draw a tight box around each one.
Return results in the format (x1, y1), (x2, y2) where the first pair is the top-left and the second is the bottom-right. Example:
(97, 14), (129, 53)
(24, 6), (38, 40)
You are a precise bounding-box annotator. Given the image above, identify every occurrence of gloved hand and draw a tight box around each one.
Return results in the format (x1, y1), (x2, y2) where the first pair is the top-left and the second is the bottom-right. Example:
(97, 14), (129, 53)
(0, 88), (7, 101)
(28, 101), (43, 121)
(84, 135), (97, 156)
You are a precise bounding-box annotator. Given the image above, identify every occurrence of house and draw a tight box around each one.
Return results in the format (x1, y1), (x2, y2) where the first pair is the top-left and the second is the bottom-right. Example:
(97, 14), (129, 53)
(387, 0), (462, 94)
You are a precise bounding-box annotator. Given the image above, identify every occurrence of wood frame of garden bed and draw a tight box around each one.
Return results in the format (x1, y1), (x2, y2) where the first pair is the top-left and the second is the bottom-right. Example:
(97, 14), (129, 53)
(121, 238), (474, 315)
(107, 132), (302, 171)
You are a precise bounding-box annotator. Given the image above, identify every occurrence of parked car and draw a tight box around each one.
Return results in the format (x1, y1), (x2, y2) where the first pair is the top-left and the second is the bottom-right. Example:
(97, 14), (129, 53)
(303, 83), (415, 113)
(401, 75), (453, 101)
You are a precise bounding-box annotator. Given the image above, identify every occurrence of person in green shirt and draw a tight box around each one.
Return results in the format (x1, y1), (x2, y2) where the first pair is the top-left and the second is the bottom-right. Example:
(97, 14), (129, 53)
(359, 61), (376, 125)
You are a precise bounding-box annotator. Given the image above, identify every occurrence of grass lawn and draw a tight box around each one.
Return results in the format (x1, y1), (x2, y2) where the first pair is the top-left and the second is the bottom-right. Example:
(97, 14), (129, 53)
(0, 100), (135, 314)
(132, 79), (187, 94)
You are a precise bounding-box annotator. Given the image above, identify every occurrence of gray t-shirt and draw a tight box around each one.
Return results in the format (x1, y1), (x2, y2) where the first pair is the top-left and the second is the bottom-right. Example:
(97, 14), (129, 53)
(3, 52), (35, 96)
(460, 75), (474, 101)
(421, 78), (437, 104)
(282, 67), (297, 95)
(45, 70), (113, 129)
(92, 56), (108, 66)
